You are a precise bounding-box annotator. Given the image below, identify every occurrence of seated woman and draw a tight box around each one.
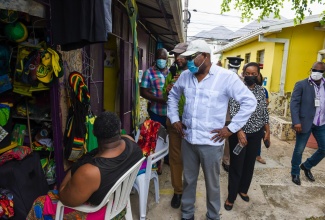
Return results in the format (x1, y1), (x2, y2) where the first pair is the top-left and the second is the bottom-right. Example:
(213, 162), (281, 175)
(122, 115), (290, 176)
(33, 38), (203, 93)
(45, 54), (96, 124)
(27, 111), (143, 219)
(224, 62), (270, 211)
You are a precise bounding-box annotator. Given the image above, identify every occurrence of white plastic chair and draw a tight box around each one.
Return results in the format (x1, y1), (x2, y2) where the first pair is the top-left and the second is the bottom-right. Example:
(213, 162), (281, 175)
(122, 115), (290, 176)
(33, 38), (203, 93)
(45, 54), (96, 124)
(55, 157), (145, 220)
(134, 127), (141, 143)
(133, 127), (169, 220)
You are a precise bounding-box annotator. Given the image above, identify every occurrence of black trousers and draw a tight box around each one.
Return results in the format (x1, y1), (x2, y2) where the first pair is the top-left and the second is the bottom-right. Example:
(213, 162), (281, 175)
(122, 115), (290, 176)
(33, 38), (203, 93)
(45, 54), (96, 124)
(227, 128), (264, 203)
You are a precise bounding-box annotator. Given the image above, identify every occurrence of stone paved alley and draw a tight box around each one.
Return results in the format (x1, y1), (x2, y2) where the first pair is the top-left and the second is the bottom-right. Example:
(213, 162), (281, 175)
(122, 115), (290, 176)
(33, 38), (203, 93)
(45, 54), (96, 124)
(130, 134), (325, 220)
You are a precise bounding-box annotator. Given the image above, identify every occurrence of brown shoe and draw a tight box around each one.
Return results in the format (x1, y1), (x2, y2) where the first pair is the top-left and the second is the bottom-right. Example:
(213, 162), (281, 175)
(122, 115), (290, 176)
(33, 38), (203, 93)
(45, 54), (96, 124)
(256, 156), (266, 164)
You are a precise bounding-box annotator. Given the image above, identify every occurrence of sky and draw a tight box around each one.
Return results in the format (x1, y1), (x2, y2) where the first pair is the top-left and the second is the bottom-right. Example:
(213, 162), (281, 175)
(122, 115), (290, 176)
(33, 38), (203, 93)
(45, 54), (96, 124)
(185, 0), (325, 38)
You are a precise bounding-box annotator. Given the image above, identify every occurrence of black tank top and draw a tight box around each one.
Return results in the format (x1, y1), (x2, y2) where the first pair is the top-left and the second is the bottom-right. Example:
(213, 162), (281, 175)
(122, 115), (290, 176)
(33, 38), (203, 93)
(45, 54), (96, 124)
(71, 137), (143, 205)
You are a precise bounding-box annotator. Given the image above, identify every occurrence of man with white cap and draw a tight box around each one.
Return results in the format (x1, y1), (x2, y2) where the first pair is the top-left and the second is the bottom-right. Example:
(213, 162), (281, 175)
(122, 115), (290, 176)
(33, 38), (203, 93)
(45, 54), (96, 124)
(167, 39), (256, 220)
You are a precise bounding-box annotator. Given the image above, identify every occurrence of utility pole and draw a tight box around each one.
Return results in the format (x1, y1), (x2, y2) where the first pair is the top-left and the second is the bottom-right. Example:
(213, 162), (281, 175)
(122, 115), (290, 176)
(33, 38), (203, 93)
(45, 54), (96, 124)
(184, 0), (189, 42)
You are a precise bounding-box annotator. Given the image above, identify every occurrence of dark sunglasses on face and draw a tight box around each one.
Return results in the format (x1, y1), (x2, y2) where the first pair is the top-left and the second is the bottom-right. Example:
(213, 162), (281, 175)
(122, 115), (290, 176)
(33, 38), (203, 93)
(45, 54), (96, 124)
(186, 52), (201, 61)
(311, 69), (325, 73)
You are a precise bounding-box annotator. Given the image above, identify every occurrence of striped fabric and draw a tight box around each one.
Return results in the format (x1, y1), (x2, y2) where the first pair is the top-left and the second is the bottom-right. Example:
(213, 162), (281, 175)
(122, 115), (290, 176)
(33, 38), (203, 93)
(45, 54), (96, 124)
(126, 0), (140, 132)
(141, 66), (168, 116)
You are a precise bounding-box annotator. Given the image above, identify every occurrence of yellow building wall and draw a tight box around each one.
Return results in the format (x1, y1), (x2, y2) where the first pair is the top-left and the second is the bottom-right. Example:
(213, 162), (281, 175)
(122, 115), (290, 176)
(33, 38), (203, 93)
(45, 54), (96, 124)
(222, 23), (325, 93)
(221, 38), (276, 92)
(221, 22), (325, 140)
(270, 43), (283, 93)
(103, 36), (119, 112)
(274, 23), (325, 93)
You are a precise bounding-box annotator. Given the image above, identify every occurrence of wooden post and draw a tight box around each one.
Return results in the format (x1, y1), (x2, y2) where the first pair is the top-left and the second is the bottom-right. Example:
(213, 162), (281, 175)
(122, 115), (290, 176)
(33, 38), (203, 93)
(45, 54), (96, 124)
(25, 97), (33, 150)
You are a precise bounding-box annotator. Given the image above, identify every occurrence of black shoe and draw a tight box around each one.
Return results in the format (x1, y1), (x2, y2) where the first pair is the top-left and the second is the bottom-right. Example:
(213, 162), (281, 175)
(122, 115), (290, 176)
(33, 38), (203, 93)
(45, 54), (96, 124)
(224, 201), (233, 211)
(300, 164), (315, 181)
(164, 159), (170, 166)
(222, 162), (229, 173)
(291, 175), (301, 185)
(181, 215), (194, 220)
(239, 193), (249, 202)
(171, 193), (182, 209)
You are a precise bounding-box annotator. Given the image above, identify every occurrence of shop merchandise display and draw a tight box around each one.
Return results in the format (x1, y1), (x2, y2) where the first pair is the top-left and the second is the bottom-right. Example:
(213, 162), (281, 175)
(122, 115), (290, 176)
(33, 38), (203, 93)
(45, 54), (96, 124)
(0, 104), (12, 149)
(4, 21), (28, 43)
(0, 188), (14, 219)
(0, 7), (101, 219)
(63, 71), (95, 162)
(0, 9), (59, 219)
(0, 9), (18, 23)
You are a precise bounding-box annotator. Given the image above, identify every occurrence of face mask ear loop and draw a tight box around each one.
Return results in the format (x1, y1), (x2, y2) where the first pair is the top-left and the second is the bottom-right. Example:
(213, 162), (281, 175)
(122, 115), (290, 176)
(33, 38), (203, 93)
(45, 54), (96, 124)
(193, 53), (202, 61)
(197, 57), (207, 69)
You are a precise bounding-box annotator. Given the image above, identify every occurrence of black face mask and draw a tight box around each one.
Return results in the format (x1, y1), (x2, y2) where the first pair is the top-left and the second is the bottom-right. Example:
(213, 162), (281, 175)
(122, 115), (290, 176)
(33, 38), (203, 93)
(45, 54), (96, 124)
(244, 76), (257, 86)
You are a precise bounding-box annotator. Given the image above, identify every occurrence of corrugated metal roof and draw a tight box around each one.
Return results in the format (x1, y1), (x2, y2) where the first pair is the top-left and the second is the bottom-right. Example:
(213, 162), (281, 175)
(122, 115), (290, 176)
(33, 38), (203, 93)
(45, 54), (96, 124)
(145, 18), (170, 30)
(136, 0), (184, 50)
(229, 19), (285, 40)
(215, 14), (322, 54)
(137, 0), (159, 10)
(191, 26), (234, 40)
(191, 15), (287, 43)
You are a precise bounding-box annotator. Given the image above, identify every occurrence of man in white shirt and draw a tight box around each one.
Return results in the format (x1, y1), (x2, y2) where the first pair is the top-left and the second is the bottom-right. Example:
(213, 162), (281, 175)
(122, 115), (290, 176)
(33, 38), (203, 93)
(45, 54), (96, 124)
(167, 39), (257, 220)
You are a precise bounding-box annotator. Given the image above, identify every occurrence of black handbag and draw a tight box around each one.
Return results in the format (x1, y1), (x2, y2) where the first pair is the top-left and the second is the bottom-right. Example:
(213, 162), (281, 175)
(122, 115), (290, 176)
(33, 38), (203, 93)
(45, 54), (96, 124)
(0, 153), (49, 219)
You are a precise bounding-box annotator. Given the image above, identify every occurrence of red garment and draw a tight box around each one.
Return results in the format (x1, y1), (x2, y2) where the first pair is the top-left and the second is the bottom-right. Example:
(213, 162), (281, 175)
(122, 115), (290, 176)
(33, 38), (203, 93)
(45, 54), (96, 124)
(137, 120), (161, 157)
(0, 189), (14, 218)
(0, 146), (32, 166)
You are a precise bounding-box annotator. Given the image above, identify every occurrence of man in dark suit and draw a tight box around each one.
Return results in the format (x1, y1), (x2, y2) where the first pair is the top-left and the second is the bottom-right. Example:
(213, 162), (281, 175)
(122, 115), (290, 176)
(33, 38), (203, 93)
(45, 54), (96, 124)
(290, 61), (325, 185)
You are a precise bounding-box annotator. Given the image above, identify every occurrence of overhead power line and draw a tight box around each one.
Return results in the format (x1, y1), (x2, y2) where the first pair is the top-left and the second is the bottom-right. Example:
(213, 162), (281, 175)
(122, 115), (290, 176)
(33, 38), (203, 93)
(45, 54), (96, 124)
(189, 9), (242, 18)
(187, 19), (286, 33)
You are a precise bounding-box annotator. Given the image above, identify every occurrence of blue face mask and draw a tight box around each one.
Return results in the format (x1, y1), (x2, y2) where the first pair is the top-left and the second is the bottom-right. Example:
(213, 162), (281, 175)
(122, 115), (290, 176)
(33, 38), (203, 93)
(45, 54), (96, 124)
(156, 59), (167, 69)
(187, 60), (199, 73)
(187, 54), (206, 74)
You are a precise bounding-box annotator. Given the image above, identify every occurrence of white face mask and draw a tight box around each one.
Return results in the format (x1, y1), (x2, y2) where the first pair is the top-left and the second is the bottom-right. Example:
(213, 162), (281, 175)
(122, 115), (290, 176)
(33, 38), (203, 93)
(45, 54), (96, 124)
(228, 68), (238, 74)
(311, 71), (323, 81)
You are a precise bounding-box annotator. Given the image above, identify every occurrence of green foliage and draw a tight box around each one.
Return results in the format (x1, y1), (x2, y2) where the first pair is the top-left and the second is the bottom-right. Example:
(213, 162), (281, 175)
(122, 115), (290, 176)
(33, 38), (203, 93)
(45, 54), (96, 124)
(221, 0), (325, 24)
(305, 217), (325, 220)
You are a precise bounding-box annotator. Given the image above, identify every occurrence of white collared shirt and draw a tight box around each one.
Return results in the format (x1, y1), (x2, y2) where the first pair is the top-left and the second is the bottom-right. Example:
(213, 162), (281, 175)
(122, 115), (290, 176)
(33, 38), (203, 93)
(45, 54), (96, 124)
(167, 65), (257, 146)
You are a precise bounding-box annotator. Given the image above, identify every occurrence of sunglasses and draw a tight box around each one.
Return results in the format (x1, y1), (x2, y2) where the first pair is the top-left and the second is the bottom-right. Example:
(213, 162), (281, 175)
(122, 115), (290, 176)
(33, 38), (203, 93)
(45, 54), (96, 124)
(312, 69), (325, 73)
(186, 52), (201, 61)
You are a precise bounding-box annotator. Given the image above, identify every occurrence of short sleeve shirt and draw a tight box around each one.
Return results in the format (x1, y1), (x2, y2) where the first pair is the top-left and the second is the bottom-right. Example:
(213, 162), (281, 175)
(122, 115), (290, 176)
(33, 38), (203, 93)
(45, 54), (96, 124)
(162, 69), (186, 116)
(141, 66), (168, 116)
(229, 84), (269, 133)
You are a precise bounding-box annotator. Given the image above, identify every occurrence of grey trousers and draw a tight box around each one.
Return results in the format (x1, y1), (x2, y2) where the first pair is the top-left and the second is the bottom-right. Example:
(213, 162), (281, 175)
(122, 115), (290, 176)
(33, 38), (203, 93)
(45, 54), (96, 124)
(181, 139), (223, 220)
